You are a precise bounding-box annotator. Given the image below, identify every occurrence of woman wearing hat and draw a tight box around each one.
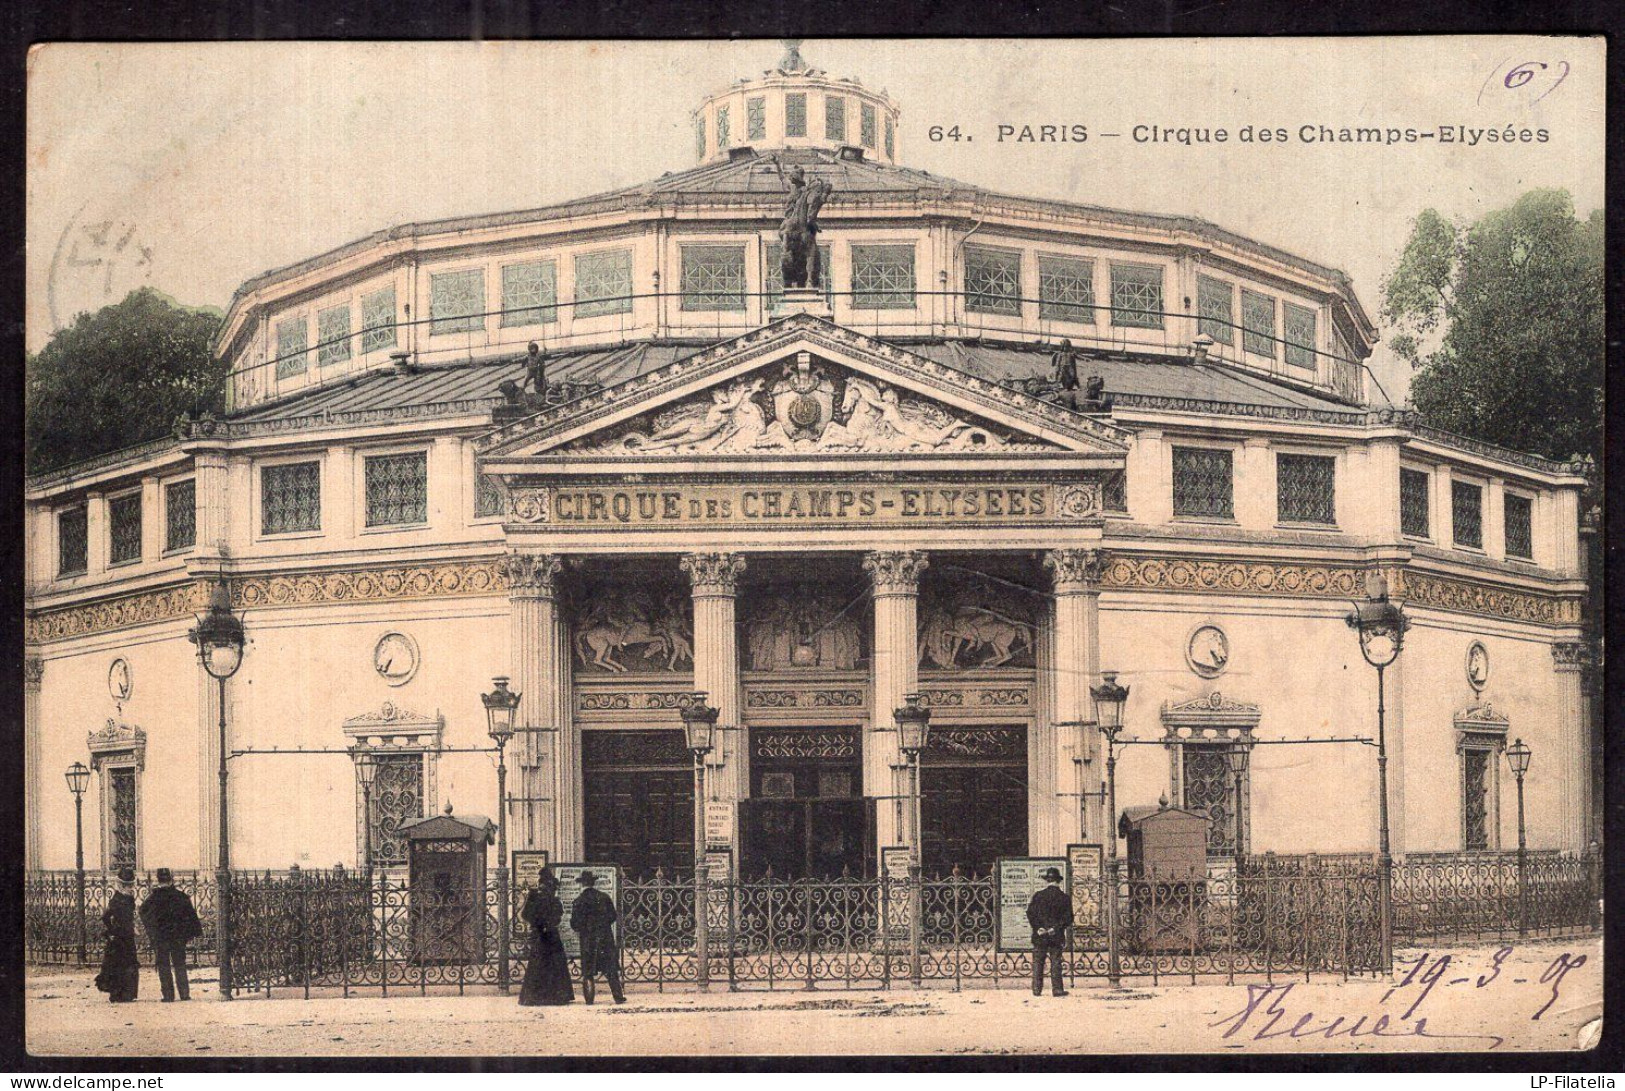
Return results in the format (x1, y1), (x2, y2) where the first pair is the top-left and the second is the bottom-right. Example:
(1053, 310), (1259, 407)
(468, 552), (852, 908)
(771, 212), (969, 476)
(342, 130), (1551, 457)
(517, 867), (573, 1006)
(94, 867), (141, 1003)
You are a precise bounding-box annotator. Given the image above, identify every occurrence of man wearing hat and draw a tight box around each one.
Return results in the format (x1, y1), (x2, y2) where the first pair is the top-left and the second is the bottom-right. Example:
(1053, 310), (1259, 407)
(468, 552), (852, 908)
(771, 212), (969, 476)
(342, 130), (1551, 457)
(1026, 866), (1074, 997)
(568, 871), (625, 1005)
(139, 868), (203, 1001)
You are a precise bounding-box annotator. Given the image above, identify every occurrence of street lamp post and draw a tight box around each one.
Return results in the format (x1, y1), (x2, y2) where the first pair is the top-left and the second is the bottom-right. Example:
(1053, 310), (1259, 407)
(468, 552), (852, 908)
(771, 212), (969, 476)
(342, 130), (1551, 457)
(188, 577), (245, 1001)
(1507, 738), (1532, 937)
(1225, 743), (1250, 861)
(894, 693), (931, 988)
(349, 748), (378, 875)
(1090, 672), (1130, 988)
(65, 762), (90, 964)
(482, 677), (521, 995)
(680, 692), (719, 992)
(1347, 570), (1409, 971)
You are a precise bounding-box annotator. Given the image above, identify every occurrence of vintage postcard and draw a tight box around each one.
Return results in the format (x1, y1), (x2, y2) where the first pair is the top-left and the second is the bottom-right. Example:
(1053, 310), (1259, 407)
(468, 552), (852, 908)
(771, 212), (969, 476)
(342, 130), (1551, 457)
(21, 37), (1604, 1060)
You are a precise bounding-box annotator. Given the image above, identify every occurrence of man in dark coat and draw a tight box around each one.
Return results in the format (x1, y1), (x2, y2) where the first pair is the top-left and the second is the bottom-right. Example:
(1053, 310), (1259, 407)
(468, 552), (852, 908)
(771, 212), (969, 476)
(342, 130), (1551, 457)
(139, 868), (202, 1001)
(568, 871), (625, 1005)
(1026, 866), (1073, 997)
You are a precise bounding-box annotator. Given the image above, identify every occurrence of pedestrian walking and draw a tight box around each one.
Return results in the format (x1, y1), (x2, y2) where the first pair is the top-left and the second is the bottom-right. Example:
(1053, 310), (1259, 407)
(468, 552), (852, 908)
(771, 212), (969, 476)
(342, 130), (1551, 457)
(1026, 867), (1073, 997)
(518, 868), (573, 1007)
(139, 868), (203, 1002)
(568, 871), (625, 1005)
(94, 867), (140, 1003)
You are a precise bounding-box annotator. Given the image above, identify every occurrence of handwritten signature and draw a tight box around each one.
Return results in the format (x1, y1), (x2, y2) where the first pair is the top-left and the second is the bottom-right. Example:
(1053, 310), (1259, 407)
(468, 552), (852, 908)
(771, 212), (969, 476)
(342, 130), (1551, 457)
(1210, 949), (1590, 1050)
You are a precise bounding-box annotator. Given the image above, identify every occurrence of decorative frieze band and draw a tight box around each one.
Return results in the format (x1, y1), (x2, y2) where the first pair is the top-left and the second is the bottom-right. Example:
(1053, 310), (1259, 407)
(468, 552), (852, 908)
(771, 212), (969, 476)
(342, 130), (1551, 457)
(864, 550), (929, 595)
(1045, 548), (1106, 593)
(681, 552), (747, 596)
(502, 551), (563, 596)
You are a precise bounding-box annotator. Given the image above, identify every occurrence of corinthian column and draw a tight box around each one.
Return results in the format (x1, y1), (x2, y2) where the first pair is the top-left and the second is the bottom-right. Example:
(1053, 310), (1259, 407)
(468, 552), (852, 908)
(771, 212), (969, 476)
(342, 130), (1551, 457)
(864, 550), (929, 852)
(1044, 549), (1104, 849)
(24, 653), (43, 870)
(682, 553), (747, 804)
(1552, 641), (1589, 851)
(503, 551), (573, 857)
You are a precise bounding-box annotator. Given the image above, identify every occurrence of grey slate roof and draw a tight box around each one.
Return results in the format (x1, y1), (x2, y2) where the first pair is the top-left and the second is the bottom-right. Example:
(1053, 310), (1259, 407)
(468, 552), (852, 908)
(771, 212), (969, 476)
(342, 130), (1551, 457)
(229, 336), (1358, 427)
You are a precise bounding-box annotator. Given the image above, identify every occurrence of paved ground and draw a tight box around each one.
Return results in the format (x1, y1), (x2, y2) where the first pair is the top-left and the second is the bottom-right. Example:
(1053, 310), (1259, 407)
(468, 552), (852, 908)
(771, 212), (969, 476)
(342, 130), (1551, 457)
(24, 936), (1602, 1058)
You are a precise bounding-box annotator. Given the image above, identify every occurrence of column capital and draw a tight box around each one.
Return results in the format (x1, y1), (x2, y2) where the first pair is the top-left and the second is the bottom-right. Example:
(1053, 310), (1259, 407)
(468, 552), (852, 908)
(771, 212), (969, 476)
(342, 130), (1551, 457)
(24, 654), (43, 690)
(502, 550), (564, 597)
(1044, 548), (1106, 593)
(682, 552), (747, 596)
(1552, 640), (1590, 672)
(864, 550), (929, 595)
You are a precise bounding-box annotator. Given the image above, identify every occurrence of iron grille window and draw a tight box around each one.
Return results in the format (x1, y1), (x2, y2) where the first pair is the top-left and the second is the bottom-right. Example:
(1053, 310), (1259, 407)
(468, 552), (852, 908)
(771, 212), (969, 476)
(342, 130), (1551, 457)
(501, 260), (558, 326)
(716, 105), (730, 149)
(1283, 302), (1317, 369)
(860, 102), (877, 148)
(785, 93), (807, 137)
(108, 766), (139, 872)
(1172, 446), (1234, 519)
(1038, 255), (1095, 323)
(1462, 747), (1491, 850)
(1452, 480), (1483, 549)
(1102, 470), (1127, 513)
(317, 304), (352, 367)
(1197, 275), (1234, 345)
(361, 286), (397, 353)
(260, 461), (321, 535)
(429, 269), (485, 335)
(1110, 263), (1163, 329)
(574, 249), (634, 318)
(1276, 453), (1336, 525)
(695, 115), (706, 159)
(824, 95), (846, 142)
(1400, 468), (1431, 538)
(964, 247), (1022, 316)
(765, 242), (832, 310)
(851, 244), (916, 309)
(275, 316), (308, 379)
(680, 245), (747, 311)
(1241, 289), (1277, 357)
(58, 505), (87, 576)
(747, 96), (766, 141)
(108, 493), (142, 565)
(165, 479), (196, 552)
(474, 473), (507, 519)
(1505, 493), (1534, 559)
(368, 752), (425, 868)
(364, 452), (428, 527)
(1182, 746), (1240, 854)
(884, 117), (894, 158)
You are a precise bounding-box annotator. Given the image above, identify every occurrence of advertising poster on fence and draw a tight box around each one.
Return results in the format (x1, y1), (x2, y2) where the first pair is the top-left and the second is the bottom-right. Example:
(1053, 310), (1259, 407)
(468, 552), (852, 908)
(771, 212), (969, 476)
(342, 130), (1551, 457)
(879, 845), (913, 953)
(1067, 843), (1103, 934)
(551, 863), (619, 960)
(996, 857), (1067, 952)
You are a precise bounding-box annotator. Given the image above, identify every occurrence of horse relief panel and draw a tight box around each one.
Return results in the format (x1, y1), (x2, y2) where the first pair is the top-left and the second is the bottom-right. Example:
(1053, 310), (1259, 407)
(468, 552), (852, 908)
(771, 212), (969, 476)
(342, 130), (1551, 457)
(918, 572), (1039, 671)
(570, 579), (695, 674)
(562, 356), (1058, 456)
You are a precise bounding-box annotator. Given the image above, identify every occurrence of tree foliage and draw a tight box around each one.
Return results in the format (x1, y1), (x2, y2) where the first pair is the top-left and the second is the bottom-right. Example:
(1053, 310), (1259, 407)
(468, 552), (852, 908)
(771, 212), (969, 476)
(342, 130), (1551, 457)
(1382, 189), (1603, 465)
(26, 288), (226, 475)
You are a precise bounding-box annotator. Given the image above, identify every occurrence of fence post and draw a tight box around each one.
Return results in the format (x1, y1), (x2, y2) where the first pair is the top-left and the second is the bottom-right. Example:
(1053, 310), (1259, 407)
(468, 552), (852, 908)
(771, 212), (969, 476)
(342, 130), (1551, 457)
(695, 859), (710, 992)
(803, 882), (816, 992)
(1378, 851), (1394, 974)
(727, 876), (738, 992)
(909, 867), (923, 989)
(1588, 841), (1602, 930)
(497, 864), (511, 996)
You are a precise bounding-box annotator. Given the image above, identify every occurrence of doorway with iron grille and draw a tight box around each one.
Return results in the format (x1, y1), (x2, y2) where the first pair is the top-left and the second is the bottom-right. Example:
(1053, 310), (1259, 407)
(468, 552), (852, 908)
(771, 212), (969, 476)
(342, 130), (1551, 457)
(739, 725), (873, 879)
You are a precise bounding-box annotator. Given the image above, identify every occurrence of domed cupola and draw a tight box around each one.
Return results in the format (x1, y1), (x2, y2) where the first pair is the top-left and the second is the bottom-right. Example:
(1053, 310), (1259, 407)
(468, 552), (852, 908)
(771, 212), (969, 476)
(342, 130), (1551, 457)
(692, 40), (900, 166)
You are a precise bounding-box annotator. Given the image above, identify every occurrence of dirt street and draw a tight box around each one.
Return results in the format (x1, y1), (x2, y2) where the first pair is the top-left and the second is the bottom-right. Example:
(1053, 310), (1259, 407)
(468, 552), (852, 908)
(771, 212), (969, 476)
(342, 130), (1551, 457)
(24, 937), (1602, 1058)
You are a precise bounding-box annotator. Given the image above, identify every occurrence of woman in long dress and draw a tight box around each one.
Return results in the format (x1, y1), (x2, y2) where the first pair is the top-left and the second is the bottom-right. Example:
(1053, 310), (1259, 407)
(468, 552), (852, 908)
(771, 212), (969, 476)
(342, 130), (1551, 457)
(518, 869), (573, 1006)
(94, 868), (140, 1003)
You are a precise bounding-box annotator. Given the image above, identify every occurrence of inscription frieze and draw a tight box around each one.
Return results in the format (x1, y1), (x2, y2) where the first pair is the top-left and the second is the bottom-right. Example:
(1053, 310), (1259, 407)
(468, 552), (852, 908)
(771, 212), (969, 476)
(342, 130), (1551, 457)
(539, 482), (1059, 528)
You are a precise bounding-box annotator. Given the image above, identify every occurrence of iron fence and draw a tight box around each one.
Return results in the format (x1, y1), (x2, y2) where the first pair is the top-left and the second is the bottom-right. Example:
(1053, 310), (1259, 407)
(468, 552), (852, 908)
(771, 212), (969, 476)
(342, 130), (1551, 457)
(24, 870), (218, 966)
(27, 849), (1600, 993)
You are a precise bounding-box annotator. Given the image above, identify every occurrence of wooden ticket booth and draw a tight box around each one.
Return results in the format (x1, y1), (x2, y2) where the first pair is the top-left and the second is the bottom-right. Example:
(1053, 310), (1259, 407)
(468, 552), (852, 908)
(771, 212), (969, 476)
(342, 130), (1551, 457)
(1120, 802), (1210, 952)
(403, 809), (494, 965)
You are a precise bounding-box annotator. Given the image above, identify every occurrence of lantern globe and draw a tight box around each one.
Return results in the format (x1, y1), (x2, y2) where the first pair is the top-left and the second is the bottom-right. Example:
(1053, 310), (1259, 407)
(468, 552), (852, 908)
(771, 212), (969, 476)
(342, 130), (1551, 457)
(679, 691), (720, 755)
(893, 693), (932, 756)
(1507, 738), (1532, 777)
(482, 676), (522, 744)
(1091, 671), (1130, 734)
(64, 761), (91, 797)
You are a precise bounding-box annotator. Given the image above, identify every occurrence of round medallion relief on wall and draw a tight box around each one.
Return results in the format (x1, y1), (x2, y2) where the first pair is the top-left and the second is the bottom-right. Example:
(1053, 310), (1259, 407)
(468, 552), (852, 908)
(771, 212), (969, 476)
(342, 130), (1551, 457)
(1185, 624), (1230, 679)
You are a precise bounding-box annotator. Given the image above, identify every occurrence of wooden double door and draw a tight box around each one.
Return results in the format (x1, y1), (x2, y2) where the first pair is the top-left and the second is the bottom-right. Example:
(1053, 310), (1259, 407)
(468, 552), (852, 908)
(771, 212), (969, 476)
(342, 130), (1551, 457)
(582, 729), (694, 879)
(739, 726), (873, 879)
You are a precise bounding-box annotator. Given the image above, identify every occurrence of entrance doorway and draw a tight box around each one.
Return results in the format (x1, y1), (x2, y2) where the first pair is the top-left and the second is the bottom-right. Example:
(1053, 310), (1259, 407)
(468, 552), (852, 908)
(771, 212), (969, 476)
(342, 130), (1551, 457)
(739, 726), (873, 878)
(920, 725), (1028, 877)
(582, 729), (694, 879)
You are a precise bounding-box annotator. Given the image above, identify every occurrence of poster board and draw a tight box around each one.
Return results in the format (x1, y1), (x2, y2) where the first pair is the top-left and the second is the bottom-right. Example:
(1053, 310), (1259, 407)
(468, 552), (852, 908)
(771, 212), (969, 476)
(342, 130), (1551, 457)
(551, 863), (620, 960)
(703, 846), (734, 940)
(996, 856), (1067, 952)
(509, 849), (551, 942)
(704, 799), (735, 847)
(878, 845), (914, 953)
(1067, 843), (1104, 935)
